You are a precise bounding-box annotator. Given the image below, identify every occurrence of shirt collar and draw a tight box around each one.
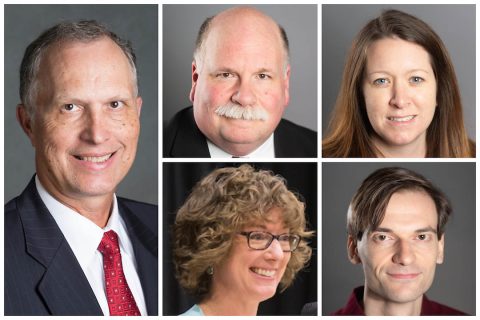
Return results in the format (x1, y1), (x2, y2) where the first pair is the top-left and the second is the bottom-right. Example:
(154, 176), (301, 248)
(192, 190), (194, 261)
(35, 176), (134, 271)
(207, 133), (275, 158)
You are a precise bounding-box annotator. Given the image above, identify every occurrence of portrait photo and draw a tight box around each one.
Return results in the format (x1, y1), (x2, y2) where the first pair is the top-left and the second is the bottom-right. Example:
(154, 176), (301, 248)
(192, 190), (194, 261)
(163, 162), (317, 315)
(322, 162), (475, 315)
(322, 5), (475, 158)
(163, 4), (317, 158)
(5, 4), (158, 204)
(4, 4), (158, 315)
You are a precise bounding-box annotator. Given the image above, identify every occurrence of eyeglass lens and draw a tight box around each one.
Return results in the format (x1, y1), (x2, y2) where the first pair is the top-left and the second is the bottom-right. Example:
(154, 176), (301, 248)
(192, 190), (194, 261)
(248, 231), (300, 251)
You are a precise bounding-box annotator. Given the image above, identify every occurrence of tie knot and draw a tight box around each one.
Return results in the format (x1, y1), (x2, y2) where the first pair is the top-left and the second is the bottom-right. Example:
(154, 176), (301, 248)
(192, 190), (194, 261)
(98, 230), (120, 255)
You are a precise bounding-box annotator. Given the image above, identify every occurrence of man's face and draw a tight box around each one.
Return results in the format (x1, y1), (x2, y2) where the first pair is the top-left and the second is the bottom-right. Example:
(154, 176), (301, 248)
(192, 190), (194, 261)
(350, 190), (444, 305)
(20, 37), (142, 202)
(190, 9), (290, 156)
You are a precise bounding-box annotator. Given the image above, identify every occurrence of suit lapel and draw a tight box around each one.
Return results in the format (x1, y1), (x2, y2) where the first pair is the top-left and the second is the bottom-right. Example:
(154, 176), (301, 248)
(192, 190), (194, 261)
(118, 200), (158, 315)
(17, 178), (102, 315)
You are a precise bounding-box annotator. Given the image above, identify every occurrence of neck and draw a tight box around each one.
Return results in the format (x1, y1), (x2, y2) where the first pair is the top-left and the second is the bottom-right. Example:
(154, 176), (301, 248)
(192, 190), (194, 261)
(363, 286), (423, 316)
(217, 141), (262, 157)
(37, 175), (113, 228)
(199, 287), (259, 316)
(373, 136), (426, 158)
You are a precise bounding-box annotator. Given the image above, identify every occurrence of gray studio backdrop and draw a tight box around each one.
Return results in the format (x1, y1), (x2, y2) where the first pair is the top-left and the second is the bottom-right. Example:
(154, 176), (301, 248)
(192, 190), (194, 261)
(322, 162), (475, 315)
(322, 4), (476, 140)
(4, 5), (158, 204)
(163, 4), (317, 132)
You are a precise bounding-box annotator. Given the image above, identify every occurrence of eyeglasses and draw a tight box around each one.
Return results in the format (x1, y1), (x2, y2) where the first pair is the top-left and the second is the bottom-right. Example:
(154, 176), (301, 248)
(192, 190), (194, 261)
(239, 231), (301, 252)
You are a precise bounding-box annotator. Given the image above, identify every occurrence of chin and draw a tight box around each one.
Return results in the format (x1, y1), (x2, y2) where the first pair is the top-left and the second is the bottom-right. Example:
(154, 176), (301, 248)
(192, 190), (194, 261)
(383, 286), (424, 304)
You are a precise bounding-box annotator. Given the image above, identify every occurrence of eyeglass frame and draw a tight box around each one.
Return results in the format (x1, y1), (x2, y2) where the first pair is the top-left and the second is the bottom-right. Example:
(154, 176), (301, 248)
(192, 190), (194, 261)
(239, 231), (301, 252)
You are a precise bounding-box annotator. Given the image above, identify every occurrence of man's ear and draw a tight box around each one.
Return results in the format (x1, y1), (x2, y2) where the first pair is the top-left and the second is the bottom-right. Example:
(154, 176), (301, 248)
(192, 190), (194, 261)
(189, 61), (199, 103)
(437, 234), (445, 264)
(348, 235), (362, 264)
(16, 104), (36, 147)
(135, 96), (143, 117)
(283, 64), (291, 107)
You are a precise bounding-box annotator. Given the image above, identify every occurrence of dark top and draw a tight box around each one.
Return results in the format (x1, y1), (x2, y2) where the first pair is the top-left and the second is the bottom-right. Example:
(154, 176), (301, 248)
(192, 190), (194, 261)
(332, 286), (467, 316)
(5, 177), (158, 315)
(164, 106), (317, 158)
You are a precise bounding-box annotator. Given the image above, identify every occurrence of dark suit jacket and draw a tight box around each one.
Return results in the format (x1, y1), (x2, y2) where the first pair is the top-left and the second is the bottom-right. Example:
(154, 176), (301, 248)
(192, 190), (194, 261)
(164, 107), (317, 157)
(5, 177), (158, 316)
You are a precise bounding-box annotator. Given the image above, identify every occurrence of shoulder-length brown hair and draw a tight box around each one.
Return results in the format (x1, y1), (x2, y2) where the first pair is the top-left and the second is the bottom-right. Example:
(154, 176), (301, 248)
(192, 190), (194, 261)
(323, 9), (474, 158)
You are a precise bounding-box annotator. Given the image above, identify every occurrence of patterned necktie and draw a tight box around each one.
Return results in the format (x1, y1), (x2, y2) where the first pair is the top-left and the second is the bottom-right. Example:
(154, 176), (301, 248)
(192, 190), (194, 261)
(98, 230), (141, 316)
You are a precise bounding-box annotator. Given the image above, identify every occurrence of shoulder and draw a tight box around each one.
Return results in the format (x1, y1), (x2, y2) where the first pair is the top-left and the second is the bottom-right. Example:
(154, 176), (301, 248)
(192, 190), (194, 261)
(331, 286), (365, 316)
(117, 197), (158, 231)
(422, 296), (468, 315)
(274, 118), (317, 157)
(164, 106), (210, 157)
(180, 304), (204, 316)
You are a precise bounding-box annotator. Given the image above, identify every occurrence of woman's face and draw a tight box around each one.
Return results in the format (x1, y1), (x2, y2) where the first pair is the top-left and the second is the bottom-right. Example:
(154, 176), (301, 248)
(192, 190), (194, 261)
(362, 37), (437, 156)
(212, 208), (291, 303)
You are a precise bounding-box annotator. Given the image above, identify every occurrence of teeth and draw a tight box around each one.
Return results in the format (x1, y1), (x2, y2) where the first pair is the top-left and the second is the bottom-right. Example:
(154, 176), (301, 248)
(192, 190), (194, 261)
(388, 115), (415, 122)
(251, 268), (275, 277)
(78, 154), (112, 163)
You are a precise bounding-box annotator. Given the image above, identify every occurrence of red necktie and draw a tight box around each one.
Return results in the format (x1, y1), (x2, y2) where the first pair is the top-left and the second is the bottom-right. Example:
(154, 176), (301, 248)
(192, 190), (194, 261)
(98, 230), (141, 316)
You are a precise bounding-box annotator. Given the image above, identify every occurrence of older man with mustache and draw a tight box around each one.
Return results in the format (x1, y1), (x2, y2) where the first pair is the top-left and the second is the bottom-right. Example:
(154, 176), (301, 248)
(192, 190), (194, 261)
(164, 6), (317, 158)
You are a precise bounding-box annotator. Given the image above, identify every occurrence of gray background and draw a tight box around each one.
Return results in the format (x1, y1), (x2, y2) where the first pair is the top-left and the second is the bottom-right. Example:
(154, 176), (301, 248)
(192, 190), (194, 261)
(163, 4), (317, 132)
(322, 162), (475, 315)
(322, 4), (476, 140)
(4, 5), (158, 204)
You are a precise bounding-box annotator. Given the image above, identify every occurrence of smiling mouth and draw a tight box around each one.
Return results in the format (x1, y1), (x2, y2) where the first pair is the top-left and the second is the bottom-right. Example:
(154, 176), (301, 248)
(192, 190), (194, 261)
(250, 267), (276, 278)
(74, 153), (113, 163)
(387, 273), (421, 280)
(387, 115), (416, 122)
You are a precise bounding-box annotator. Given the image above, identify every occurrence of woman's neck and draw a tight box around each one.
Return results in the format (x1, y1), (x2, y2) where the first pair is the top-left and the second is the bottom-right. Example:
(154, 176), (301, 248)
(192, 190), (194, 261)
(199, 290), (259, 316)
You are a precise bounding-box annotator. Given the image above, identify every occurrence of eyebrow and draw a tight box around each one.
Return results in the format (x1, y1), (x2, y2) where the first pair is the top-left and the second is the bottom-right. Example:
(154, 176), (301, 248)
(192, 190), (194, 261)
(366, 68), (432, 77)
(372, 226), (437, 234)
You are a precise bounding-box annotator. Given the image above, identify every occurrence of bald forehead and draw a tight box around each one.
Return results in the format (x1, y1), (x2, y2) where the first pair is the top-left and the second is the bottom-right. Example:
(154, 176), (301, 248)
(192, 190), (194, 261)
(197, 7), (288, 63)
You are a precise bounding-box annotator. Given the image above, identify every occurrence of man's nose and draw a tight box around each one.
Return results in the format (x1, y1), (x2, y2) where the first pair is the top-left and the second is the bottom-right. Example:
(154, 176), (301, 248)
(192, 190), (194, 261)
(232, 79), (257, 106)
(80, 107), (110, 144)
(389, 81), (412, 109)
(392, 240), (415, 266)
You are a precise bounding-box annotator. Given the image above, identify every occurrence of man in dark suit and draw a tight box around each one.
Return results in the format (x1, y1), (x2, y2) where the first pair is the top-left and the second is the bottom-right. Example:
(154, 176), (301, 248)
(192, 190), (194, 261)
(164, 6), (316, 158)
(5, 20), (158, 315)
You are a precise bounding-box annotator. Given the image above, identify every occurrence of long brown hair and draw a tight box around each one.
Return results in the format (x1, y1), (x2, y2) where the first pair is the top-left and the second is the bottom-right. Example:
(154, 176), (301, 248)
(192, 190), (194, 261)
(323, 9), (474, 158)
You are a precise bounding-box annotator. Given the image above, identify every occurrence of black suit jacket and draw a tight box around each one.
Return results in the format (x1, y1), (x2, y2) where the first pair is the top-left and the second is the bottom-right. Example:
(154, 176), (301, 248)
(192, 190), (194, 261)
(164, 107), (317, 157)
(5, 177), (158, 315)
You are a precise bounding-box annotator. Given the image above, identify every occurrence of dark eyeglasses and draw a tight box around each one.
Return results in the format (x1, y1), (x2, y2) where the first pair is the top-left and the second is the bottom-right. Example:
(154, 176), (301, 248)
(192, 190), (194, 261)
(239, 231), (301, 252)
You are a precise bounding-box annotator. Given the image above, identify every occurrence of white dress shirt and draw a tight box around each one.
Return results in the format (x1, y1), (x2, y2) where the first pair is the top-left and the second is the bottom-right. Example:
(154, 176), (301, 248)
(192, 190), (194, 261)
(207, 133), (275, 158)
(35, 176), (147, 316)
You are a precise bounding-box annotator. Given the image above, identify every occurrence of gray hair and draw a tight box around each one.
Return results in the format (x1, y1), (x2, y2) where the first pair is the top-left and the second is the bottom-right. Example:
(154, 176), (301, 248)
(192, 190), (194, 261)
(19, 20), (138, 118)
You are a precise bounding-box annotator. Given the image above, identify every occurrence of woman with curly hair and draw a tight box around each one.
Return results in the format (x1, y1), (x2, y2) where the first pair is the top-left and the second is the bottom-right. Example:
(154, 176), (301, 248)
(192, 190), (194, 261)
(173, 164), (313, 315)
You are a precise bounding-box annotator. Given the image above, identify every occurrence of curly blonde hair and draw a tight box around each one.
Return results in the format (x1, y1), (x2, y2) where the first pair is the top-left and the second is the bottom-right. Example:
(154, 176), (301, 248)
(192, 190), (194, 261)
(173, 164), (313, 301)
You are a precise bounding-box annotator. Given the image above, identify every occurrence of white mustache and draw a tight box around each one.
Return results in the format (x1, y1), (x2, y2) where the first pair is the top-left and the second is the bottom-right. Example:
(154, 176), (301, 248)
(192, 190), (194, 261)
(215, 104), (268, 121)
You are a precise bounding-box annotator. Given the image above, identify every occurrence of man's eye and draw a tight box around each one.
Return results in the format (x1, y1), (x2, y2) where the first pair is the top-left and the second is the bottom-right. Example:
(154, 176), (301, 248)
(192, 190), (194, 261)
(110, 101), (123, 109)
(417, 234), (429, 240)
(258, 73), (270, 80)
(217, 72), (233, 78)
(63, 103), (79, 112)
(373, 234), (389, 241)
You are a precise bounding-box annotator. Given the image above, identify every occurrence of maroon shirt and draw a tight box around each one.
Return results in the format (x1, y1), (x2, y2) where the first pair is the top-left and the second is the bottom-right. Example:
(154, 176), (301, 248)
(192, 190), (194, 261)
(332, 286), (468, 316)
